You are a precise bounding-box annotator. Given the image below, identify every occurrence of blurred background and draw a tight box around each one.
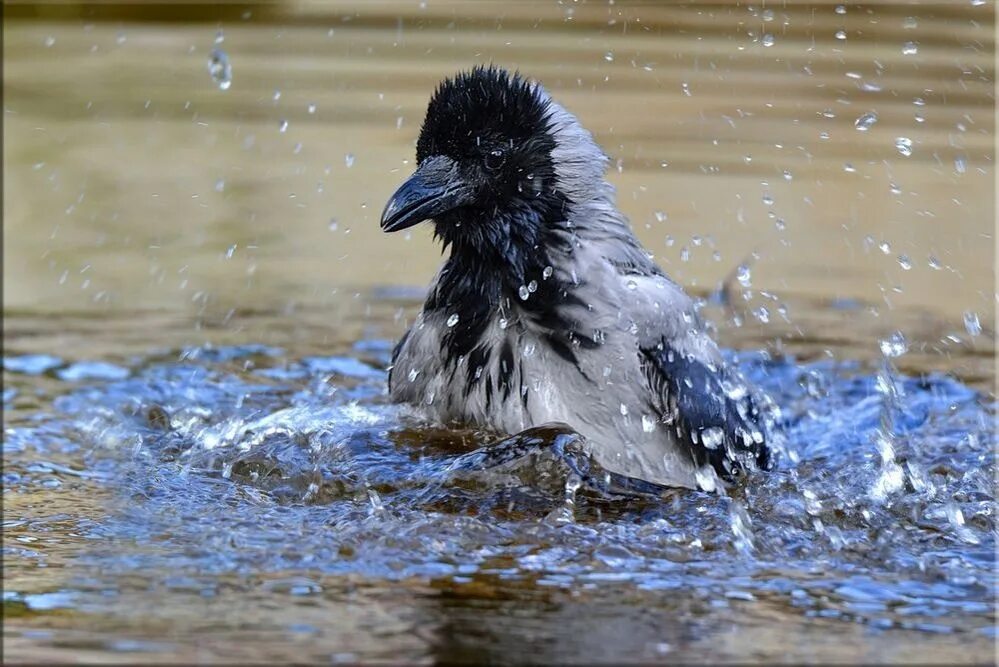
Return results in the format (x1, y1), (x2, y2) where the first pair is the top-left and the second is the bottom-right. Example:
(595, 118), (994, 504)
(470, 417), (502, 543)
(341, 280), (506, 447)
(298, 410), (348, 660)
(5, 2), (994, 331)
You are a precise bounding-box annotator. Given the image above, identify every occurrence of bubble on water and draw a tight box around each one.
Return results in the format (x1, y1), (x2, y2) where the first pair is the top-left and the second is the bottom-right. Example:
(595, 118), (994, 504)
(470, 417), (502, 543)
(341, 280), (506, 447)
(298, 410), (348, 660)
(879, 331), (908, 358)
(214, 178), (225, 193)
(679, 246), (690, 262)
(701, 426), (724, 449)
(44, 35), (56, 47)
(927, 255), (942, 270)
(835, 29), (847, 40)
(654, 210), (667, 223)
(527, 280), (538, 294)
(889, 182), (902, 195)
(116, 32), (127, 45)
(619, 403), (628, 416)
(878, 240), (891, 254)
(903, 16), (918, 29)
(963, 311), (981, 337)
(954, 156), (967, 174)
(895, 136), (913, 156)
(272, 90), (282, 102)
(604, 52), (614, 62)
(518, 285), (530, 300)
(736, 264), (752, 287)
(762, 194), (774, 206)
(819, 131), (830, 141)
(897, 255), (912, 270)
(344, 153), (355, 168)
(761, 8), (774, 21)
(854, 111), (878, 131)
(681, 82), (691, 97)
(207, 49), (232, 90)
(626, 279), (638, 290)
(761, 34), (775, 47)
(307, 103), (317, 114)
(278, 119), (289, 133)
(214, 29), (225, 45)
(835, 4), (846, 14)
(328, 218), (339, 232)
(446, 313), (460, 328)
(902, 41), (918, 55)
(843, 163), (856, 173)
(542, 266), (553, 280)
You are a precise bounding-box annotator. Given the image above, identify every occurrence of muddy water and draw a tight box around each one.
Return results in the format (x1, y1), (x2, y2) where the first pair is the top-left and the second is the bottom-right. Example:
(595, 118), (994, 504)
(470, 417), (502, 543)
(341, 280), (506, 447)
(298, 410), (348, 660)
(3, 3), (996, 664)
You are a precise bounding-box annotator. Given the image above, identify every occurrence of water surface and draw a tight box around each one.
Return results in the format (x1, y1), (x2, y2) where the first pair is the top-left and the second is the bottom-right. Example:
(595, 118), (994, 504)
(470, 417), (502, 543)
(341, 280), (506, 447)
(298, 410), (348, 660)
(3, 3), (995, 664)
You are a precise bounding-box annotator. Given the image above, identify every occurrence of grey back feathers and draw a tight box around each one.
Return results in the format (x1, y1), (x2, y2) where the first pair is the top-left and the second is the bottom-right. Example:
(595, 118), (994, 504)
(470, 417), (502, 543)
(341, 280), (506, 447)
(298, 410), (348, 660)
(386, 67), (773, 491)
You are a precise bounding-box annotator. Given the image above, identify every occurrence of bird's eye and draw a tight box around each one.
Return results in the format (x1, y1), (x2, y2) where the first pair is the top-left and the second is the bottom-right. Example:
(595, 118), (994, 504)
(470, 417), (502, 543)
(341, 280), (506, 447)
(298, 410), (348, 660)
(484, 148), (506, 172)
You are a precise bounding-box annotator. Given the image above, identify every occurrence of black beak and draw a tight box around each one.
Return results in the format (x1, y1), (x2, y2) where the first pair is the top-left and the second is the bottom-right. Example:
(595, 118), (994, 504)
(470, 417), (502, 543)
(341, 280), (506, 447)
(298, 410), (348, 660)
(380, 156), (474, 232)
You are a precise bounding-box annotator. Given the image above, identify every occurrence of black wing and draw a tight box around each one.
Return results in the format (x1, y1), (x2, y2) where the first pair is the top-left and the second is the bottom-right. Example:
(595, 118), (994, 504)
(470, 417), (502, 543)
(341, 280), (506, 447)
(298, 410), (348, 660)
(640, 339), (772, 481)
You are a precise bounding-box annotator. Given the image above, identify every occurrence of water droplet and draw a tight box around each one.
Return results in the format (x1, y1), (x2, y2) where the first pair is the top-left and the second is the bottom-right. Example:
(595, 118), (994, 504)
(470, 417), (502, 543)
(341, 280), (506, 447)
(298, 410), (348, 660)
(527, 280), (538, 293)
(761, 9), (775, 21)
(679, 246), (690, 262)
(895, 136), (913, 156)
(604, 51), (614, 62)
(214, 178), (225, 193)
(761, 34), (775, 47)
(964, 311), (981, 337)
(879, 240), (891, 254)
(542, 266), (553, 280)
(272, 90), (282, 101)
(681, 82), (691, 97)
(854, 111), (878, 131)
(518, 285), (530, 300)
(903, 16), (918, 29)
(843, 163), (856, 173)
(880, 331), (908, 358)
(782, 169), (793, 182)
(344, 153), (355, 168)
(835, 29), (847, 40)
(278, 119), (289, 133)
(214, 29), (225, 44)
(762, 194), (774, 206)
(897, 254), (912, 270)
(642, 415), (656, 433)
(701, 426), (724, 449)
(736, 264), (752, 287)
(407, 368), (420, 382)
(890, 182), (902, 195)
(927, 255), (942, 270)
(619, 403), (629, 416)
(44, 35), (56, 47)
(655, 210), (668, 223)
(954, 157), (967, 174)
(446, 313), (460, 327)
(307, 103), (317, 114)
(498, 317), (509, 330)
(754, 306), (770, 323)
(902, 41), (918, 55)
(328, 218), (339, 232)
(835, 5), (847, 14)
(207, 49), (232, 90)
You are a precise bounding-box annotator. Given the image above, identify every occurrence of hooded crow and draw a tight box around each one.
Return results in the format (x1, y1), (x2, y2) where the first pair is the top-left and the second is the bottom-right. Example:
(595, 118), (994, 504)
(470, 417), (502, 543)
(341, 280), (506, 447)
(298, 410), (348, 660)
(380, 66), (774, 491)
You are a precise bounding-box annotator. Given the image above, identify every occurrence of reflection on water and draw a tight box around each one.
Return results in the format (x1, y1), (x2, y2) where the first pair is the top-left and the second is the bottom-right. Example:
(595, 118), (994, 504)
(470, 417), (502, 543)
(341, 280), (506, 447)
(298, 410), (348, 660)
(2, 2), (995, 664)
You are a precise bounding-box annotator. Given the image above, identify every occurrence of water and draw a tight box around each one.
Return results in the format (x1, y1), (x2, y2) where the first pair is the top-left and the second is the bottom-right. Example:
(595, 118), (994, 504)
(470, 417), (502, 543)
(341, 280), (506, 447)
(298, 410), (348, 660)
(3, 2), (995, 663)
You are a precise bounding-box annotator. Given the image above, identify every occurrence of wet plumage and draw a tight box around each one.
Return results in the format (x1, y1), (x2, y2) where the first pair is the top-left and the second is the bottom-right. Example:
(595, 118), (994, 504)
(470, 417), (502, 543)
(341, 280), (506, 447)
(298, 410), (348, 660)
(380, 66), (773, 491)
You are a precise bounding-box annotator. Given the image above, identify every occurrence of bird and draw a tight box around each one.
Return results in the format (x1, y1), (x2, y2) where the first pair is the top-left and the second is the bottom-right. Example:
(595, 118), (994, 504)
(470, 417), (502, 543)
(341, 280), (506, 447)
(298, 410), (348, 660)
(379, 66), (774, 492)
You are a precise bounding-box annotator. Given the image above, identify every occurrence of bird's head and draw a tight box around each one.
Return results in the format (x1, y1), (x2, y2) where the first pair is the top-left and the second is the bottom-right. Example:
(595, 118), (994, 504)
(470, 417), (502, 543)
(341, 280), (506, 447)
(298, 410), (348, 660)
(380, 66), (607, 260)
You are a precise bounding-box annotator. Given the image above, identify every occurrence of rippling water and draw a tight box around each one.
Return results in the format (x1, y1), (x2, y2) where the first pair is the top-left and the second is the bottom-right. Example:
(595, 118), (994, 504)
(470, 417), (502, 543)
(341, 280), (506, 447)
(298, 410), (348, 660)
(3, 2), (996, 663)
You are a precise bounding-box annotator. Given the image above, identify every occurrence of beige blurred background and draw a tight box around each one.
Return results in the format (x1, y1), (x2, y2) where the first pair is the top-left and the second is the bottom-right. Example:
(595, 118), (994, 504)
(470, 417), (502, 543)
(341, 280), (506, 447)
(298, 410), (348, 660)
(4, 2), (995, 327)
